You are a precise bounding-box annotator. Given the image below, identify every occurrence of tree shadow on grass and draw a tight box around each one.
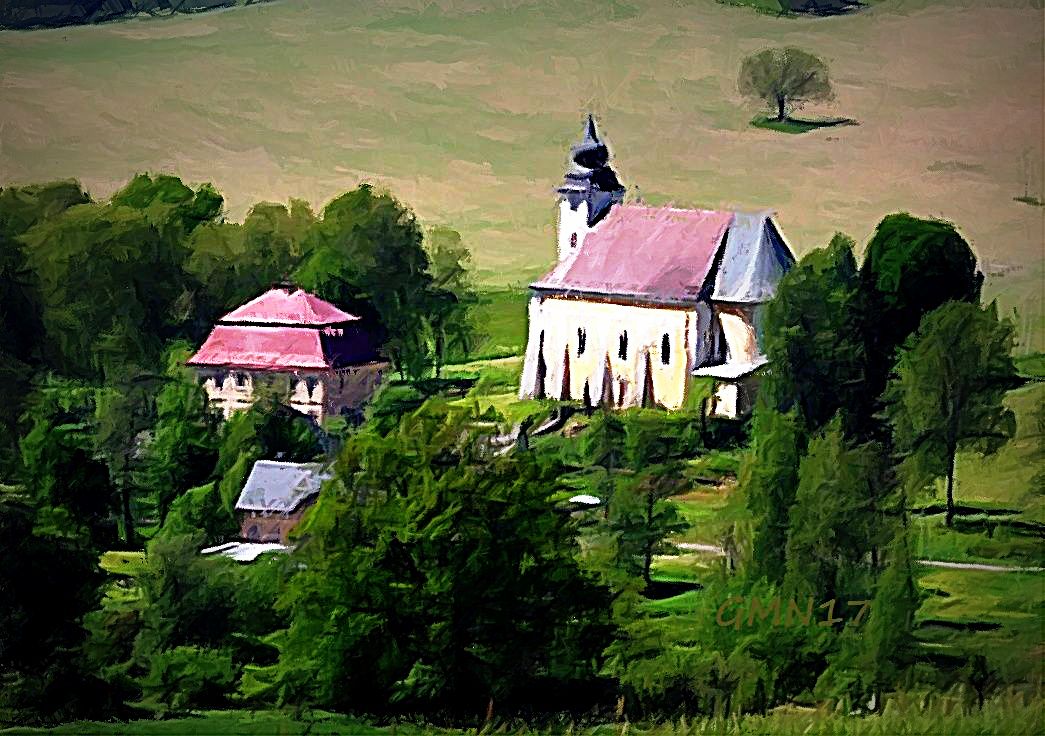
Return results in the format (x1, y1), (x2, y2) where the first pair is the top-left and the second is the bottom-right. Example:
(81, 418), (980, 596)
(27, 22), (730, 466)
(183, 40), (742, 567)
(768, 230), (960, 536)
(751, 115), (858, 134)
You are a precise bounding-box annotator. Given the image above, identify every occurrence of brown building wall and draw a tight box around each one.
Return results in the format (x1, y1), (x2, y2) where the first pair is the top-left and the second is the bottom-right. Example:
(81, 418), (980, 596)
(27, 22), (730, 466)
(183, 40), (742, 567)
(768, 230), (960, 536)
(239, 498), (317, 544)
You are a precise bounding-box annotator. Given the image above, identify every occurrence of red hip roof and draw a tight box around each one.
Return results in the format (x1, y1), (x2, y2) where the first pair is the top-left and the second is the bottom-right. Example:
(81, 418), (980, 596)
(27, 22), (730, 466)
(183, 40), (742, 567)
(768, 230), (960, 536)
(220, 287), (359, 326)
(187, 325), (330, 370)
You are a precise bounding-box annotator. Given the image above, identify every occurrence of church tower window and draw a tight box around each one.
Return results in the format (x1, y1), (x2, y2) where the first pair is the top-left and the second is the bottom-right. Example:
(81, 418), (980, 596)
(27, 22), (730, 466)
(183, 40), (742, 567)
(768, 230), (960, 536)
(570, 232), (578, 248)
(618, 331), (628, 359)
(577, 327), (587, 355)
(661, 333), (671, 364)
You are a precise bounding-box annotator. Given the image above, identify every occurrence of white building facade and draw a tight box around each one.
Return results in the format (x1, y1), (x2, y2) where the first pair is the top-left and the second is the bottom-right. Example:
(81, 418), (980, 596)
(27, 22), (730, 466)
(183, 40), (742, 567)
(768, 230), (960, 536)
(520, 118), (795, 417)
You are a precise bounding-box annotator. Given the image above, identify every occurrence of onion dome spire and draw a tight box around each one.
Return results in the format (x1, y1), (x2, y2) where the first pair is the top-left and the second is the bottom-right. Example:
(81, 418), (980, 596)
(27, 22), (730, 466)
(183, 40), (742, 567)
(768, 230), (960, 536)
(558, 115), (625, 226)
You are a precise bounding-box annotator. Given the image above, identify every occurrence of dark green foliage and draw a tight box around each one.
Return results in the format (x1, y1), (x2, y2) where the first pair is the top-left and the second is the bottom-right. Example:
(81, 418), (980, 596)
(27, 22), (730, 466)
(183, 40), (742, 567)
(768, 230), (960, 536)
(847, 527), (921, 707)
(0, 181), (90, 471)
(856, 213), (982, 439)
(762, 234), (863, 434)
(19, 380), (119, 547)
(584, 410), (628, 472)
(186, 200), (315, 330)
(425, 226), (480, 374)
(273, 402), (612, 722)
(137, 646), (236, 717)
(783, 419), (883, 604)
(135, 343), (221, 526)
(133, 532), (239, 665)
(0, 493), (104, 725)
(884, 301), (1018, 526)
(22, 201), (186, 378)
(743, 408), (805, 584)
(294, 185), (434, 379)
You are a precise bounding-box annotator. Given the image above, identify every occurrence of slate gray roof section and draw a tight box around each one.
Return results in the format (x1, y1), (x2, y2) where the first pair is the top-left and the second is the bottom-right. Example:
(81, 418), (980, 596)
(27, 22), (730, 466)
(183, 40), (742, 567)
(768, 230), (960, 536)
(235, 460), (329, 513)
(711, 213), (796, 304)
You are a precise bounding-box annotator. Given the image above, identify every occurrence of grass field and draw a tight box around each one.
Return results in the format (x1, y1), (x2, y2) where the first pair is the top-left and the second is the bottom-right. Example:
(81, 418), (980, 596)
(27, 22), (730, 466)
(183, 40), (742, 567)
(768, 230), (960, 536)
(4, 697), (1043, 735)
(1, 0), (1042, 349)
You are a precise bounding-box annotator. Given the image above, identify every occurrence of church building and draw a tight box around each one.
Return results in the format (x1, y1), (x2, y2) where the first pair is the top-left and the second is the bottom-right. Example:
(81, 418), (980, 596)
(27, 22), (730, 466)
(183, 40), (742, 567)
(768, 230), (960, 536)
(519, 117), (796, 418)
(188, 285), (387, 421)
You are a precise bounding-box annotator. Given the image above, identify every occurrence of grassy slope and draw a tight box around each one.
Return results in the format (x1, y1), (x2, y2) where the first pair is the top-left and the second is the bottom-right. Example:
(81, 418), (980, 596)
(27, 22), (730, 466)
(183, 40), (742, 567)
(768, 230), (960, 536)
(0, 0), (1041, 337)
(5, 699), (1043, 735)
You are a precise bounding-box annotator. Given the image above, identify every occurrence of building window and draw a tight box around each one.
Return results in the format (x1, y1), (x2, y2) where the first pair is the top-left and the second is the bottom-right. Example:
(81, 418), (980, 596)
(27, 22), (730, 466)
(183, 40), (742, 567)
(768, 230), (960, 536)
(234, 372), (248, 388)
(577, 327), (587, 356)
(661, 333), (671, 365)
(618, 331), (628, 359)
(569, 232), (578, 248)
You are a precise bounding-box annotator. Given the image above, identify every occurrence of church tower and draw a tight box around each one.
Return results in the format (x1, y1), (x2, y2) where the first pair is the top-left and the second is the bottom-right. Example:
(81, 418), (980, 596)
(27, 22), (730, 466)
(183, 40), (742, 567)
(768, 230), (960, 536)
(556, 115), (625, 261)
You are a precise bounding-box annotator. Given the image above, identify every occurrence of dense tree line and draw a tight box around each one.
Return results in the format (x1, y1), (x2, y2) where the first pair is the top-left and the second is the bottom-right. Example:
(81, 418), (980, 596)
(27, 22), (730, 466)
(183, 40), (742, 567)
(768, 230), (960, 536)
(0, 1), (274, 31)
(0, 175), (477, 723)
(0, 186), (1021, 727)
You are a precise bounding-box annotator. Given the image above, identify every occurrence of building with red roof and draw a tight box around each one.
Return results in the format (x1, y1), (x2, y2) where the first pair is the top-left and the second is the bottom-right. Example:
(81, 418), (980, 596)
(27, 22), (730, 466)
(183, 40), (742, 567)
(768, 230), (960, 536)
(520, 117), (795, 417)
(188, 286), (388, 421)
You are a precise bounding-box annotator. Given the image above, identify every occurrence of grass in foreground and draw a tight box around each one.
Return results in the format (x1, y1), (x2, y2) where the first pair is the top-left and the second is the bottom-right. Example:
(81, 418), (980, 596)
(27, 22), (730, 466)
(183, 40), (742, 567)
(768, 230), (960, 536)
(4, 695), (1043, 735)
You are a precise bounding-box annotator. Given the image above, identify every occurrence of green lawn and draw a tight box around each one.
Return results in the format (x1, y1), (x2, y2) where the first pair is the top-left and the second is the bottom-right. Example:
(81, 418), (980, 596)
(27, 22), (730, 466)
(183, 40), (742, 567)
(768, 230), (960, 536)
(469, 289), (529, 361)
(6, 699), (1043, 735)
(948, 383), (1044, 523)
(99, 550), (147, 578)
(750, 115), (857, 134)
(0, 710), (440, 735)
(916, 568), (1044, 686)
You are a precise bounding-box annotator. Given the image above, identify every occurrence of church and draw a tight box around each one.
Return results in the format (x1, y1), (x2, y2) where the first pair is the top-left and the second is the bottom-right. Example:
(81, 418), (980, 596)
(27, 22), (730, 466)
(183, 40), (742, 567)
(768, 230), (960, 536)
(519, 117), (796, 418)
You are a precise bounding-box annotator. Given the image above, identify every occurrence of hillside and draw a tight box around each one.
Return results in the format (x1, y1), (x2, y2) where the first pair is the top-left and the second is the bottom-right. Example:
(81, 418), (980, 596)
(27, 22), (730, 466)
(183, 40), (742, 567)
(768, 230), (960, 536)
(0, 1), (270, 30)
(0, 0), (1041, 347)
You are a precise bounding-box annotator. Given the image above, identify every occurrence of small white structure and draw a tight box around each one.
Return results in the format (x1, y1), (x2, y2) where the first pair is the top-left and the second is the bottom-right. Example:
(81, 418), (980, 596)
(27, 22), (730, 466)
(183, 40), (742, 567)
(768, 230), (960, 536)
(200, 541), (291, 563)
(520, 117), (795, 418)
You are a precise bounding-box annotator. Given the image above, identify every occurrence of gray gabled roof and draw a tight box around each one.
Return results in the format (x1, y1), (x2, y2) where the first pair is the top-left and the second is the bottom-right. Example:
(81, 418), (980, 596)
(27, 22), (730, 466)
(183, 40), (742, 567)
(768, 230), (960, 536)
(711, 212), (796, 304)
(235, 460), (329, 513)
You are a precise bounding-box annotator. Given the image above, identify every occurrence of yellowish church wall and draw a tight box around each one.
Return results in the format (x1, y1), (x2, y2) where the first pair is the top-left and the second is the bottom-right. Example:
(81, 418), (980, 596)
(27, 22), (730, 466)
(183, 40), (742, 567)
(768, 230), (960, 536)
(520, 295), (700, 410)
(717, 305), (761, 364)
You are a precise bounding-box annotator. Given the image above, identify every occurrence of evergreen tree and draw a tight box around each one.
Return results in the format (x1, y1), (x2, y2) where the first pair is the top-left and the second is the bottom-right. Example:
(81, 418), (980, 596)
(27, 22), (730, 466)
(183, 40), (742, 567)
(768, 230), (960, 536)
(761, 234), (864, 434)
(783, 419), (882, 605)
(135, 343), (220, 526)
(743, 408), (805, 584)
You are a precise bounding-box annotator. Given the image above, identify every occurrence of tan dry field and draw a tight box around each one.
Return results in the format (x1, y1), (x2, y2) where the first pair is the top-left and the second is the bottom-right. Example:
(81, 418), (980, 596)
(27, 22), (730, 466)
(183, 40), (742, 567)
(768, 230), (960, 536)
(0, 0), (1042, 345)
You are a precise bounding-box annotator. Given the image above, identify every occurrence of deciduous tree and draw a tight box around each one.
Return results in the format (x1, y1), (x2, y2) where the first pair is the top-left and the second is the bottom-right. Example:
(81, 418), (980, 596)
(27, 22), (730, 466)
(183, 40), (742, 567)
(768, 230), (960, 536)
(739, 47), (833, 122)
(884, 301), (1017, 526)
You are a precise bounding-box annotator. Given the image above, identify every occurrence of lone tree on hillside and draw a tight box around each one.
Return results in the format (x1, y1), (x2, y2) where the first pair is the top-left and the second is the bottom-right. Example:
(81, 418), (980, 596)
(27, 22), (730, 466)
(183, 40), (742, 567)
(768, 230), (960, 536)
(884, 302), (1018, 527)
(739, 47), (833, 122)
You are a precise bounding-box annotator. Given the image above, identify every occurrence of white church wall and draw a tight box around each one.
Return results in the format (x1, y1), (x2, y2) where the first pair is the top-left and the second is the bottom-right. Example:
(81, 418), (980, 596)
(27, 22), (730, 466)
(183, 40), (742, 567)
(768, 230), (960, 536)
(557, 199), (591, 261)
(520, 294), (699, 410)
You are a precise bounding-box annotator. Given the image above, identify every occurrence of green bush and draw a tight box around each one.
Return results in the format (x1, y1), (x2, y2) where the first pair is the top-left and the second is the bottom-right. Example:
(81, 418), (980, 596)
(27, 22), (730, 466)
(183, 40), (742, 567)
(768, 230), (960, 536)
(137, 646), (237, 716)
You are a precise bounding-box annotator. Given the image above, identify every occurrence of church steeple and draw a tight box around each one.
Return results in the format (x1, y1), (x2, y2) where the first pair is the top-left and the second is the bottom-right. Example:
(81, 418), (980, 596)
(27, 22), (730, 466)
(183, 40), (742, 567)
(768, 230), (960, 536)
(558, 115), (625, 227)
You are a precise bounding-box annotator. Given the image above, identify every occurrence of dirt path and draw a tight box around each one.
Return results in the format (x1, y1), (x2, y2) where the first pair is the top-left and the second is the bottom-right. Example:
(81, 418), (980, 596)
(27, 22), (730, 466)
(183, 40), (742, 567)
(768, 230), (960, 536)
(674, 542), (1044, 573)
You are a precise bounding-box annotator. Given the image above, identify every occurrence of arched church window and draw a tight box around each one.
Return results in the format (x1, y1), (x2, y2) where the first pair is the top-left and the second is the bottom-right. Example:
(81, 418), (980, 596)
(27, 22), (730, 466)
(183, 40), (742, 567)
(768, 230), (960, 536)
(618, 331), (628, 359)
(661, 333), (671, 365)
(577, 327), (586, 356)
(569, 232), (578, 248)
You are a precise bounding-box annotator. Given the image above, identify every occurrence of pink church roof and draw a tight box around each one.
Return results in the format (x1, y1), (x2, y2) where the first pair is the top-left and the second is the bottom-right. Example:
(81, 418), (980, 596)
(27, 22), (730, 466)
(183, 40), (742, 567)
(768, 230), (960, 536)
(220, 287), (359, 326)
(186, 325), (331, 370)
(532, 206), (735, 303)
